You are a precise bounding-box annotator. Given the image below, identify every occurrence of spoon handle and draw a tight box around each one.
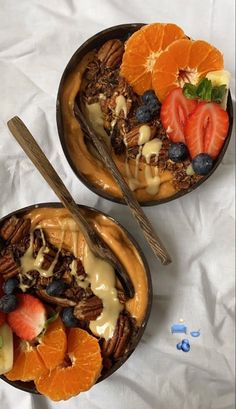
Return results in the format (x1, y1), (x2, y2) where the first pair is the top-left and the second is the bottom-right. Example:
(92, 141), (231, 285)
(7, 117), (92, 240)
(76, 107), (172, 265)
(7, 116), (135, 298)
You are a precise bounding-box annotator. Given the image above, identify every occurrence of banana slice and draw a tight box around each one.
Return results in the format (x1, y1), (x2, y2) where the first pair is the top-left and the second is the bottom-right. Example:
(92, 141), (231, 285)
(206, 70), (231, 110)
(0, 323), (13, 374)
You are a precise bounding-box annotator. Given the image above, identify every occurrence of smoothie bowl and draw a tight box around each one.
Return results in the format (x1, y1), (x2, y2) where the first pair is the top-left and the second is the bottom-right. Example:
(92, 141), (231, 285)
(0, 203), (152, 401)
(57, 23), (233, 206)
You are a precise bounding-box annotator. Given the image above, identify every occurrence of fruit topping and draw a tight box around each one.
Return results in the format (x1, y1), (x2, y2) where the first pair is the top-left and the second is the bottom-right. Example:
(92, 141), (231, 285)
(142, 90), (161, 114)
(34, 328), (102, 401)
(120, 23), (185, 95)
(7, 294), (46, 341)
(61, 307), (80, 327)
(136, 105), (152, 123)
(0, 323), (13, 375)
(0, 294), (17, 313)
(5, 317), (66, 382)
(185, 101), (229, 159)
(160, 88), (197, 143)
(169, 142), (188, 162)
(46, 279), (68, 297)
(183, 77), (227, 104)
(153, 39), (224, 102)
(192, 153), (213, 175)
(3, 278), (19, 295)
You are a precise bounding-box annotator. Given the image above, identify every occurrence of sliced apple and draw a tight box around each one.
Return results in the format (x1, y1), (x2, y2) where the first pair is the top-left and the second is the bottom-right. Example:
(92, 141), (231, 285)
(206, 70), (231, 110)
(0, 323), (13, 374)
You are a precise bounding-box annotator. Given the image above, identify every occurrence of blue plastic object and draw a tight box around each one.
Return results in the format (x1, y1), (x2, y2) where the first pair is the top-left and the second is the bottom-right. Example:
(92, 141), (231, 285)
(181, 341), (191, 352)
(190, 330), (201, 337)
(176, 342), (183, 350)
(171, 324), (187, 334)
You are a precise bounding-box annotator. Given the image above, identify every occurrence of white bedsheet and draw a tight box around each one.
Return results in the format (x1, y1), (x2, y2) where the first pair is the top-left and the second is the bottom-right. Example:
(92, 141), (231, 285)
(0, 1), (235, 408)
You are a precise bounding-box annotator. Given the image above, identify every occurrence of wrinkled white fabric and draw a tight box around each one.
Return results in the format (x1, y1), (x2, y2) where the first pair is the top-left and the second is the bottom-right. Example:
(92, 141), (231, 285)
(0, 1), (235, 408)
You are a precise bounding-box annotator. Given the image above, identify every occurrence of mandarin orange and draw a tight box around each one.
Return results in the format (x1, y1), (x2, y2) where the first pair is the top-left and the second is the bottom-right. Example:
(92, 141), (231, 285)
(5, 317), (66, 382)
(120, 23), (185, 94)
(35, 328), (102, 401)
(152, 39), (224, 101)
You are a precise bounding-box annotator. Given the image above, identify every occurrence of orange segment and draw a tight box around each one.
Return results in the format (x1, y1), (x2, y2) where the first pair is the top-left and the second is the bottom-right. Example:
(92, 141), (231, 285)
(153, 39), (224, 101)
(37, 317), (67, 369)
(5, 338), (47, 382)
(5, 317), (66, 382)
(35, 328), (102, 401)
(120, 23), (185, 94)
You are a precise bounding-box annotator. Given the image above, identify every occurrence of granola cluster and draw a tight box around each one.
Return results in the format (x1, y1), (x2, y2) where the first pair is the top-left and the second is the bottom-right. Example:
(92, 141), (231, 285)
(0, 215), (137, 368)
(80, 39), (202, 192)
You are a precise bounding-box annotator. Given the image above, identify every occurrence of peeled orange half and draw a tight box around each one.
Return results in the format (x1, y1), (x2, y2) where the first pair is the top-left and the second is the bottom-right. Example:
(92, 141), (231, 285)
(152, 39), (224, 101)
(35, 328), (102, 401)
(120, 23), (185, 94)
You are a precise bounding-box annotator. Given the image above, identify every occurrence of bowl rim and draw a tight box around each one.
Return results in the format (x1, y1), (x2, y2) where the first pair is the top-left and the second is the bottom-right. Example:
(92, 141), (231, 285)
(0, 201), (152, 395)
(56, 23), (234, 207)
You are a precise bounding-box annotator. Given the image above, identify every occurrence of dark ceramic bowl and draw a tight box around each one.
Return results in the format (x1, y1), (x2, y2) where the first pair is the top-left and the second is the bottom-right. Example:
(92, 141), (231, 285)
(0, 202), (152, 395)
(56, 23), (233, 206)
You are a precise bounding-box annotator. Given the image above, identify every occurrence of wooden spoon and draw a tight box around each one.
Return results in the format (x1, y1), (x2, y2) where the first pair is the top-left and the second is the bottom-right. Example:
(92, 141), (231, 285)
(7, 116), (134, 298)
(74, 103), (172, 265)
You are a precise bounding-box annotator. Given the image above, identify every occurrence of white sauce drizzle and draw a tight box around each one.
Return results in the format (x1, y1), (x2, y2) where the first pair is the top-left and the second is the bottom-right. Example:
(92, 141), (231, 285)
(145, 166), (161, 195)
(83, 244), (123, 340)
(115, 95), (127, 118)
(85, 102), (109, 144)
(142, 138), (162, 164)
(138, 125), (151, 145)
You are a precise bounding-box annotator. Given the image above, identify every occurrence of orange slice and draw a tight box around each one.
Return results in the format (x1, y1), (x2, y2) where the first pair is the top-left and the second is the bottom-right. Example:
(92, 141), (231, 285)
(152, 39), (224, 101)
(5, 317), (66, 382)
(120, 23), (185, 95)
(35, 328), (102, 401)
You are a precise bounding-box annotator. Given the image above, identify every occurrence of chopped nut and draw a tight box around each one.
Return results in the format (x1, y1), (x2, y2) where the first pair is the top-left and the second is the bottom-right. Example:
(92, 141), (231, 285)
(0, 252), (21, 278)
(36, 289), (76, 307)
(97, 39), (124, 68)
(0, 216), (31, 244)
(124, 124), (157, 148)
(101, 313), (131, 360)
(74, 295), (103, 321)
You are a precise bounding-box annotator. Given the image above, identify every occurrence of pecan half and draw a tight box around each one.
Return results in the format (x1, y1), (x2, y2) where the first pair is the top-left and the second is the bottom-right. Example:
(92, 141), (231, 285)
(36, 289), (76, 307)
(97, 39), (124, 68)
(0, 252), (21, 278)
(74, 295), (103, 321)
(0, 217), (31, 244)
(101, 313), (131, 360)
(124, 125), (157, 148)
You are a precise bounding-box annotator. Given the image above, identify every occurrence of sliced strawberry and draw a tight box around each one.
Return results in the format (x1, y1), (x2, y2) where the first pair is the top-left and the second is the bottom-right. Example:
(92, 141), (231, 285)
(185, 102), (229, 159)
(160, 88), (198, 143)
(7, 294), (46, 341)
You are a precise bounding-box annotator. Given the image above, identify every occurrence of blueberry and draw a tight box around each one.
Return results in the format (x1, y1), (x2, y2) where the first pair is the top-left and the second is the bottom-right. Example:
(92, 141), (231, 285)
(169, 142), (188, 162)
(46, 280), (67, 297)
(0, 294), (17, 313)
(181, 341), (191, 352)
(136, 105), (152, 123)
(3, 278), (19, 295)
(176, 342), (183, 350)
(142, 90), (161, 114)
(61, 307), (79, 327)
(192, 153), (213, 175)
(182, 339), (190, 345)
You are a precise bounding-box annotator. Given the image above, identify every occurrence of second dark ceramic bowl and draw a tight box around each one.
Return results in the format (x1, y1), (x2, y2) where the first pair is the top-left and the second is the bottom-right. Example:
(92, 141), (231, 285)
(56, 23), (234, 206)
(0, 202), (152, 395)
